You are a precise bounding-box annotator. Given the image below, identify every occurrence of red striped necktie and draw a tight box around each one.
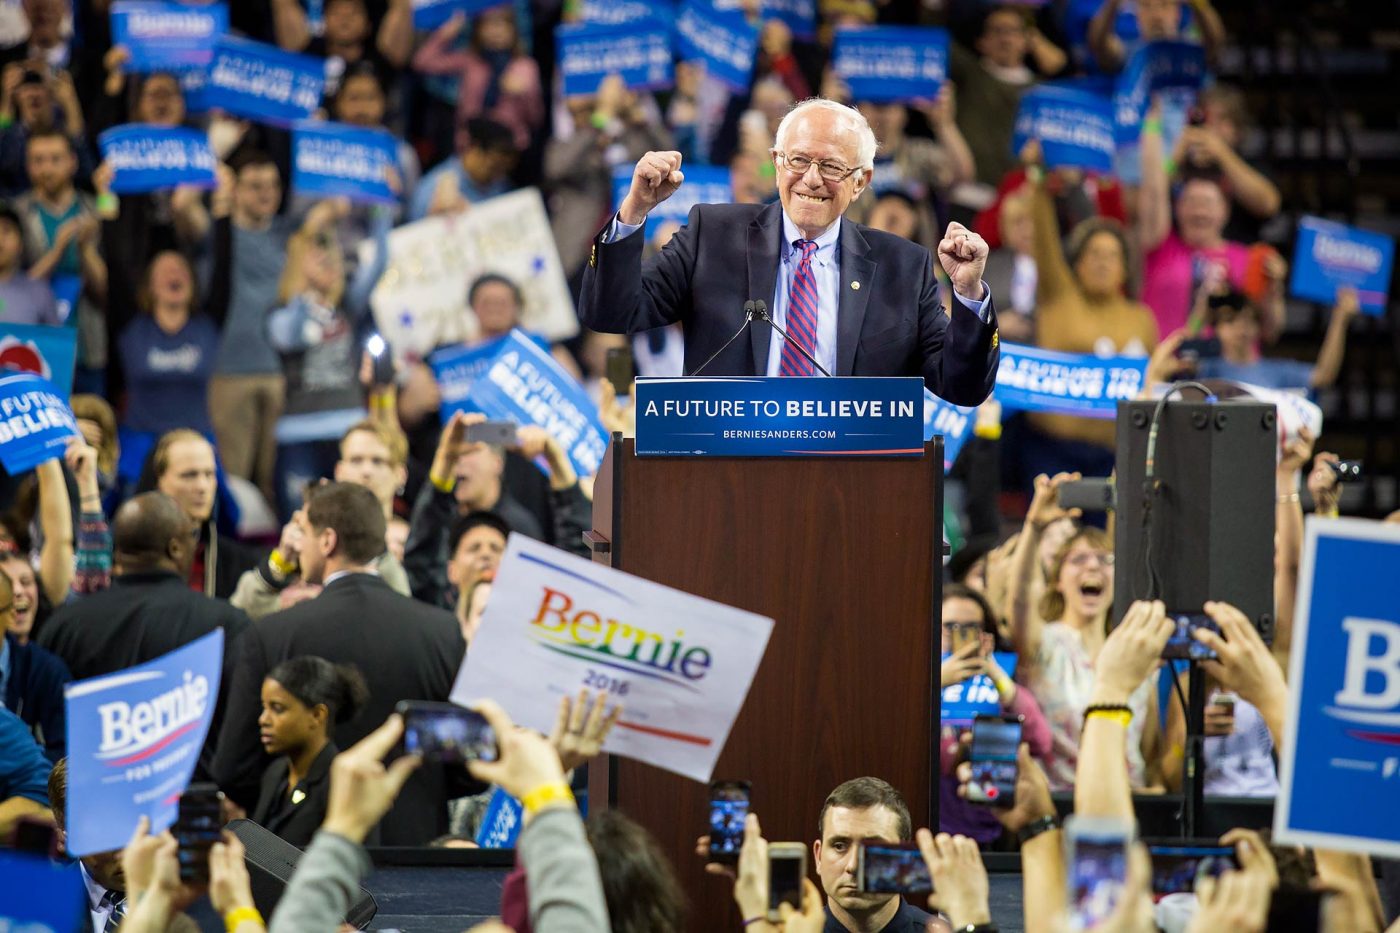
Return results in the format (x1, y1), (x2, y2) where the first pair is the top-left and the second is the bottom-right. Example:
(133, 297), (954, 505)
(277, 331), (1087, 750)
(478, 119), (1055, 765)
(779, 239), (820, 376)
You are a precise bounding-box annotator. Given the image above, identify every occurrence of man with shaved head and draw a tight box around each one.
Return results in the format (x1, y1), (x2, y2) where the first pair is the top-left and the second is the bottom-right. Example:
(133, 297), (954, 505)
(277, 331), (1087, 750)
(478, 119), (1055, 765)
(37, 492), (249, 777)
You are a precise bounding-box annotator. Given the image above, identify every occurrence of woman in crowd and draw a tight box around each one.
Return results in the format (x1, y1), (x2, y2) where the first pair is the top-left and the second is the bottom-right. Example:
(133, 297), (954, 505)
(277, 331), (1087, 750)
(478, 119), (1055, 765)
(413, 6), (544, 154)
(1007, 473), (1166, 791)
(253, 656), (369, 847)
(1018, 142), (1158, 482)
(938, 583), (1052, 844)
(267, 198), (389, 519)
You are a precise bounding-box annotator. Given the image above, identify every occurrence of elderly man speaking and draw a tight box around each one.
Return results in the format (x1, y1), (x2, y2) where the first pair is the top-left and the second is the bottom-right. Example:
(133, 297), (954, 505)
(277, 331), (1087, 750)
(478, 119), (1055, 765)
(577, 98), (999, 406)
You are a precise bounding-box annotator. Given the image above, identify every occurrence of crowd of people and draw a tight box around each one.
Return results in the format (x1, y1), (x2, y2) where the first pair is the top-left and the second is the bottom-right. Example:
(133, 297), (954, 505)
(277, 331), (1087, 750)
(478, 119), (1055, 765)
(0, 0), (1392, 930)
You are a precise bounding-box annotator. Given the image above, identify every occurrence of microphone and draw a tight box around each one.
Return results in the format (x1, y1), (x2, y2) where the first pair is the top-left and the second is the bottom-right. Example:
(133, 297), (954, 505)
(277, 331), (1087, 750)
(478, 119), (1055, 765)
(753, 300), (832, 377)
(687, 300), (761, 377)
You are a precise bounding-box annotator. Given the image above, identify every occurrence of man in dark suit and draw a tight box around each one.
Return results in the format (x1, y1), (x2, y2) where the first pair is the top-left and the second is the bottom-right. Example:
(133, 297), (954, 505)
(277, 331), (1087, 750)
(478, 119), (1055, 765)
(579, 98), (1000, 406)
(37, 492), (250, 777)
(212, 482), (469, 845)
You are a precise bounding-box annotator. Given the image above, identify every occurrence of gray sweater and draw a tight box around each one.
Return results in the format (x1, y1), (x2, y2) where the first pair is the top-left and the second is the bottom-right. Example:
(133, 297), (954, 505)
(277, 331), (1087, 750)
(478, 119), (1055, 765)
(269, 807), (609, 933)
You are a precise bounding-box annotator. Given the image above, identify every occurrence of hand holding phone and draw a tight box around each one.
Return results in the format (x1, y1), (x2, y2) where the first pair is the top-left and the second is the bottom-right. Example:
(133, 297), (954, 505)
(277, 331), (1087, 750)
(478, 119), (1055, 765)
(1162, 613), (1220, 660)
(1146, 841), (1238, 895)
(857, 841), (932, 894)
(766, 843), (806, 921)
(175, 784), (225, 884)
(396, 700), (498, 765)
(707, 780), (752, 865)
(1065, 815), (1132, 931)
(465, 421), (518, 448)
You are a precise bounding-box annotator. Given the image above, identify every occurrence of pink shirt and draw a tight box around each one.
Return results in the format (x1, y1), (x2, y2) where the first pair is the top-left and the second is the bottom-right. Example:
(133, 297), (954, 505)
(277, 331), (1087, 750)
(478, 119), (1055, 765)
(1141, 231), (1249, 336)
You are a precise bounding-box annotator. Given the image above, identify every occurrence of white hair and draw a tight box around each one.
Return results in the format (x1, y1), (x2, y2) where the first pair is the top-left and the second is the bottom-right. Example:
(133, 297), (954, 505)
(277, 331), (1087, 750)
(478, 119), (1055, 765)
(774, 98), (878, 171)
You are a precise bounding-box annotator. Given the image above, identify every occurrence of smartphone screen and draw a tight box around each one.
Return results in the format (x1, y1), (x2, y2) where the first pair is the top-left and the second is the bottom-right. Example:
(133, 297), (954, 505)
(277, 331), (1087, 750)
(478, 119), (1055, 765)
(966, 715), (1022, 807)
(1162, 613), (1220, 660)
(175, 784), (224, 883)
(398, 701), (498, 765)
(606, 346), (635, 395)
(767, 847), (805, 919)
(464, 421), (518, 448)
(1147, 843), (1238, 895)
(707, 780), (751, 864)
(1067, 820), (1130, 931)
(858, 841), (932, 894)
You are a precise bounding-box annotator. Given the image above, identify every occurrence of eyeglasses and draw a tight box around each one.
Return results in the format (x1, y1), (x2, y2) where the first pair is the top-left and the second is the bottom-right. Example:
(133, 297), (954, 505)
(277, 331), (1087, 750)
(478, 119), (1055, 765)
(1065, 551), (1115, 568)
(773, 151), (859, 183)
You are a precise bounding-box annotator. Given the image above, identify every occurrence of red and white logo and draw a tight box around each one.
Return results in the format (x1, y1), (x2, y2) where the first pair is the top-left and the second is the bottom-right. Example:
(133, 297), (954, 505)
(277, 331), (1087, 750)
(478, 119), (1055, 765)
(0, 337), (50, 379)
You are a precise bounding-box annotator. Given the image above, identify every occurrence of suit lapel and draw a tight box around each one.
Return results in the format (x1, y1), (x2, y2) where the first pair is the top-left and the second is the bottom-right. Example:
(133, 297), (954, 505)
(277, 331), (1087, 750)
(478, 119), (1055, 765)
(748, 203), (783, 375)
(836, 220), (875, 376)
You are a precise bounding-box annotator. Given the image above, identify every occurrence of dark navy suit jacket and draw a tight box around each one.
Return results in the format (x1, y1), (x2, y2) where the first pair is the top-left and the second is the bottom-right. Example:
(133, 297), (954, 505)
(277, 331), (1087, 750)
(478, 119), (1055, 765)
(577, 201), (1000, 407)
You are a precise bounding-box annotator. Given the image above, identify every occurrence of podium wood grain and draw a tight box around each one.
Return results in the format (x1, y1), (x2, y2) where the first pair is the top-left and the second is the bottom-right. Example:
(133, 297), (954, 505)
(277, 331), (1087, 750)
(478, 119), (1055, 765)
(588, 437), (942, 931)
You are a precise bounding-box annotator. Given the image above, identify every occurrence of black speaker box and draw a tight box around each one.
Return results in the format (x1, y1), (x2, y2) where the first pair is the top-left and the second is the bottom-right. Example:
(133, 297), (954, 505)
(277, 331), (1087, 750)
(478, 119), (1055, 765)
(1113, 399), (1276, 636)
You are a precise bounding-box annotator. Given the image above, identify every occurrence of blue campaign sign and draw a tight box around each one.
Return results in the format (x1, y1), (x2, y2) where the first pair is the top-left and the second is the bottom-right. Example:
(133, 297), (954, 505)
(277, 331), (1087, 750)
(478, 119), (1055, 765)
(412, 0), (507, 31)
(1114, 40), (1207, 142)
(580, 0), (676, 26)
(762, 0), (816, 40)
(0, 323), (77, 397)
(1290, 216), (1394, 315)
(675, 0), (759, 93)
(98, 125), (217, 194)
(993, 342), (1145, 419)
(635, 376), (924, 457)
(0, 852), (85, 932)
(474, 787), (524, 848)
(1012, 84), (1116, 173)
(431, 334), (512, 415)
(833, 27), (949, 104)
(611, 163), (731, 236)
(557, 20), (674, 98)
(466, 330), (610, 478)
(0, 372), (81, 472)
(292, 121), (398, 205)
(1276, 519), (1400, 858)
(64, 630), (224, 857)
(924, 388), (975, 471)
(205, 36), (325, 127)
(110, 1), (227, 72)
(940, 653), (1018, 724)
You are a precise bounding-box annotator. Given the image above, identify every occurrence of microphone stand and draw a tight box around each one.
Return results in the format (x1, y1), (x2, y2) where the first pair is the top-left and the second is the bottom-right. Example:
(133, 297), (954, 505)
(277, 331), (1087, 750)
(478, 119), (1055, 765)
(753, 300), (832, 377)
(687, 300), (760, 377)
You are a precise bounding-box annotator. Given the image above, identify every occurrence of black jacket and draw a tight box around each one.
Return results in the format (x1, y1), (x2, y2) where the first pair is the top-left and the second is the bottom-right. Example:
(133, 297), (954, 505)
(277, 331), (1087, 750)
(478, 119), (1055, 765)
(252, 742), (337, 849)
(36, 571), (250, 776)
(3, 633), (71, 762)
(211, 573), (470, 845)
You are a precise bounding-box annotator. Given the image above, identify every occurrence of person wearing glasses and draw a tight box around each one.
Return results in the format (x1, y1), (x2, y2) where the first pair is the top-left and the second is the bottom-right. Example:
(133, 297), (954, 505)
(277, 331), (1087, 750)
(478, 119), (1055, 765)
(1004, 472), (1167, 791)
(577, 98), (999, 405)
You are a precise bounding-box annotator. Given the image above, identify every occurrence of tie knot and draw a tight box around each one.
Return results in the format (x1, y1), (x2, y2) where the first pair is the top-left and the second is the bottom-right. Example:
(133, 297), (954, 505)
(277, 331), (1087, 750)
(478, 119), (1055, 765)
(793, 239), (818, 260)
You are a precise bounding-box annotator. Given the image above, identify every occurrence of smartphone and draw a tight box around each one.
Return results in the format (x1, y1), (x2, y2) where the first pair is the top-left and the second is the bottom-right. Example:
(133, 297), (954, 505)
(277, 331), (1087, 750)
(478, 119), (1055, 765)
(1065, 815), (1133, 931)
(1177, 337), (1222, 361)
(606, 346), (635, 396)
(946, 621), (981, 654)
(366, 333), (394, 387)
(396, 700), (498, 765)
(464, 421), (517, 448)
(857, 841), (932, 894)
(966, 714), (1023, 807)
(1162, 613), (1220, 660)
(9, 816), (57, 857)
(1058, 478), (1115, 512)
(1146, 841), (1238, 895)
(707, 780), (752, 864)
(175, 783), (225, 884)
(1326, 460), (1363, 481)
(766, 843), (806, 922)
(1211, 692), (1236, 713)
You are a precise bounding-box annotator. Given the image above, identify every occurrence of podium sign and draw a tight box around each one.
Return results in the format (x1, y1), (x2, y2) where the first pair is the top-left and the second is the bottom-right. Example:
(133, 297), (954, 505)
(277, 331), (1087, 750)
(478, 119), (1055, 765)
(634, 376), (924, 457)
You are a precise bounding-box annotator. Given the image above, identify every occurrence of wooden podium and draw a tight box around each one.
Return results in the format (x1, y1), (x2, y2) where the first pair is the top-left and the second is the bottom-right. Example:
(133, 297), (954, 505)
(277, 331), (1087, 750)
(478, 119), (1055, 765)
(586, 436), (943, 931)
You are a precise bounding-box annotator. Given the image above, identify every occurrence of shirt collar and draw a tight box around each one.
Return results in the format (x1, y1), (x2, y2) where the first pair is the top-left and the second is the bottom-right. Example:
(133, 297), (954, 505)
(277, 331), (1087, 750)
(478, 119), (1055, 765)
(781, 211), (842, 264)
(322, 568), (379, 588)
(80, 862), (113, 912)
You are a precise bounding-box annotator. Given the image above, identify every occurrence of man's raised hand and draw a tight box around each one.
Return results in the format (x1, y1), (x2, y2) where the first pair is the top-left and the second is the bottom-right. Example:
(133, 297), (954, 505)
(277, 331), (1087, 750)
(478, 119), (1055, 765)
(619, 151), (685, 226)
(937, 222), (990, 302)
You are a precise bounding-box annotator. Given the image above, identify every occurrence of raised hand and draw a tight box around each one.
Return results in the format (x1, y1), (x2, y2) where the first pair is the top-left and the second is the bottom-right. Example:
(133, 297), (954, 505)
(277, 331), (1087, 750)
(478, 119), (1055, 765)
(549, 689), (622, 772)
(322, 715), (421, 844)
(1090, 600), (1172, 706)
(937, 222), (990, 301)
(940, 640), (983, 688)
(1026, 471), (1083, 531)
(619, 151), (685, 225)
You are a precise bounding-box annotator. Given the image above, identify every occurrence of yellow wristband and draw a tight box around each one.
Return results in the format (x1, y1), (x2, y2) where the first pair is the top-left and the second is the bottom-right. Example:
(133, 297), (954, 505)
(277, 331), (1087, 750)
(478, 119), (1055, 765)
(268, 549), (297, 576)
(224, 906), (264, 932)
(429, 471), (456, 494)
(974, 422), (1002, 441)
(520, 781), (575, 815)
(1086, 709), (1133, 728)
